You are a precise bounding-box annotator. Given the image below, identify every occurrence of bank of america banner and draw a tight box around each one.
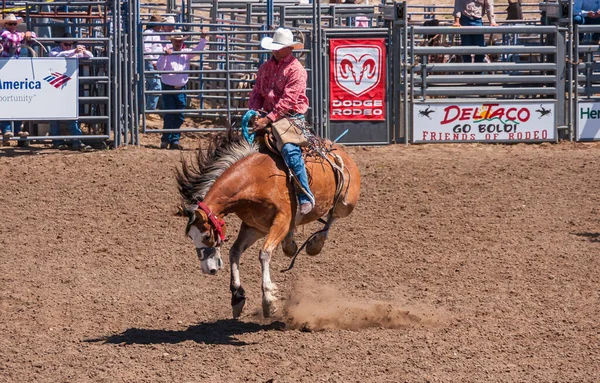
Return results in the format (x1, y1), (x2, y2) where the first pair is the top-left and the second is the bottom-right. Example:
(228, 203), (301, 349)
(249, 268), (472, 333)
(413, 101), (556, 143)
(329, 38), (386, 121)
(0, 57), (78, 120)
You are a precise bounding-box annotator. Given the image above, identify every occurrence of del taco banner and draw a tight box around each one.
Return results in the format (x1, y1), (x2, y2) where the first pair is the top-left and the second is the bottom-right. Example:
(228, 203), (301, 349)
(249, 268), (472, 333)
(329, 38), (386, 121)
(412, 101), (556, 143)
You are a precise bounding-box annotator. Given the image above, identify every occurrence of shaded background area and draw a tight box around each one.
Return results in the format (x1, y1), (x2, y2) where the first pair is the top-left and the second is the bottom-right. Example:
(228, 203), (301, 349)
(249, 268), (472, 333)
(1, 140), (599, 382)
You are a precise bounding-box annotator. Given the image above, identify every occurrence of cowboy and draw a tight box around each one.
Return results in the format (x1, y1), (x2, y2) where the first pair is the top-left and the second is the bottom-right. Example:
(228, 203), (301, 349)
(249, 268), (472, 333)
(249, 27), (314, 215)
(0, 13), (36, 147)
(0, 13), (35, 58)
(143, 13), (163, 111)
(48, 32), (93, 151)
(156, 29), (208, 150)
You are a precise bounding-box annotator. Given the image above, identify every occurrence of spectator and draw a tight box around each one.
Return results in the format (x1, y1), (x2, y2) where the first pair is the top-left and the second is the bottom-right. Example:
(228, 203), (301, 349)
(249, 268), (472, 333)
(344, 0), (369, 27)
(163, 16), (176, 33)
(574, 0), (600, 44)
(143, 13), (163, 112)
(249, 27), (315, 215)
(48, 32), (93, 152)
(452, 0), (498, 63)
(156, 30), (207, 150)
(162, 16), (176, 51)
(0, 13), (36, 147)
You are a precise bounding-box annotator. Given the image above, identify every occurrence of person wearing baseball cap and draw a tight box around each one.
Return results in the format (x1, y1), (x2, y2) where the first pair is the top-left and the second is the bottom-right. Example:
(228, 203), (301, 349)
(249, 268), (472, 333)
(248, 27), (314, 215)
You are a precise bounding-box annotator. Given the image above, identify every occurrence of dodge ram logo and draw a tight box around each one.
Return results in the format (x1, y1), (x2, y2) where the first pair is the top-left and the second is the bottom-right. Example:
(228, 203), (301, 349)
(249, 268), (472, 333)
(334, 45), (382, 96)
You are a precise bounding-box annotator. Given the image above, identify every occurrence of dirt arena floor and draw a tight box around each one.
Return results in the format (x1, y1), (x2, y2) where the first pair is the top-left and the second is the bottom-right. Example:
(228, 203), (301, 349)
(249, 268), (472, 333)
(1, 136), (599, 382)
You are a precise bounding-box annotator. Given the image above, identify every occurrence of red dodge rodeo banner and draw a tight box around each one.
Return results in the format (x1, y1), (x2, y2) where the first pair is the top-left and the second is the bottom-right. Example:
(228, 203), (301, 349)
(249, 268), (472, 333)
(329, 38), (386, 121)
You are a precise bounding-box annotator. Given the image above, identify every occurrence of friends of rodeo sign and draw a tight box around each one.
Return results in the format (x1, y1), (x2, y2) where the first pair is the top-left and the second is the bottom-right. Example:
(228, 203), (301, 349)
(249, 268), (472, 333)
(413, 102), (556, 143)
(329, 38), (386, 121)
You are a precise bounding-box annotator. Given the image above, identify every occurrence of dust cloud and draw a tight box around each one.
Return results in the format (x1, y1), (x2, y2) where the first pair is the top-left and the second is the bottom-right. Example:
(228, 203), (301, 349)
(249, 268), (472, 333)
(277, 277), (438, 331)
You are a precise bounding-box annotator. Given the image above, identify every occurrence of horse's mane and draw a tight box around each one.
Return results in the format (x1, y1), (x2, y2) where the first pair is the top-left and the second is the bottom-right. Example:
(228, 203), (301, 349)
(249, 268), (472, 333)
(176, 129), (258, 205)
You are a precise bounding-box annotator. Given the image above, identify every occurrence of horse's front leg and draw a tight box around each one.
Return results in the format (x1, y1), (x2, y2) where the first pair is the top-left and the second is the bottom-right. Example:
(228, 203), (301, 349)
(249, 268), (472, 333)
(230, 222), (264, 318)
(260, 214), (291, 318)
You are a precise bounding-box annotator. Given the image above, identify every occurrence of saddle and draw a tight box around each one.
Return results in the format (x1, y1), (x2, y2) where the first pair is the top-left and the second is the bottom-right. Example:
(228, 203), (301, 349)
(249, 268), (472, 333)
(256, 121), (350, 216)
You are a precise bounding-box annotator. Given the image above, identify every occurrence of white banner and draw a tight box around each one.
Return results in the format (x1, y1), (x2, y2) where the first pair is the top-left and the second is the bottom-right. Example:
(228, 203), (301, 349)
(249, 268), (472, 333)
(413, 101), (556, 143)
(577, 102), (600, 141)
(0, 57), (78, 120)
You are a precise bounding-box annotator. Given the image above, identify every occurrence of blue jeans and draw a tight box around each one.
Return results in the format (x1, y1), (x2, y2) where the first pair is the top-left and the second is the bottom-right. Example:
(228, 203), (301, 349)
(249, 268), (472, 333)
(145, 61), (161, 111)
(281, 142), (314, 206)
(574, 15), (600, 43)
(161, 84), (186, 144)
(1, 121), (24, 135)
(49, 120), (84, 147)
(460, 15), (485, 63)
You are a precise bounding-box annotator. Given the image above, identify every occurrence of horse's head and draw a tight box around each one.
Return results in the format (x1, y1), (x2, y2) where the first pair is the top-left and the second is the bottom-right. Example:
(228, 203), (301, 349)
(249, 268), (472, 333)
(182, 202), (227, 275)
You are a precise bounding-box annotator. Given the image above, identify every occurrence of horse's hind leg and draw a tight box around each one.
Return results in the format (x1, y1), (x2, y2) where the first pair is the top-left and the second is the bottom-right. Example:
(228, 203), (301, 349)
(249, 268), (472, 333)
(260, 213), (290, 318)
(306, 218), (336, 256)
(281, 229), (298, 257)
(230, 222), (265, 319)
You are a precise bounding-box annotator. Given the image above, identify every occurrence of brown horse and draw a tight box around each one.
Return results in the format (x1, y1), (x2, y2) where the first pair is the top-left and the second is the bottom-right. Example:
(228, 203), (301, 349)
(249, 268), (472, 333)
(176, 131), (361, 318)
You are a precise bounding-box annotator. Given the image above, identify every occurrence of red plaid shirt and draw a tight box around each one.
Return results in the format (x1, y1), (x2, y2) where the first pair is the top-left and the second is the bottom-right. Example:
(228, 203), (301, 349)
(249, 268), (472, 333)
(248, 54), (309, 122)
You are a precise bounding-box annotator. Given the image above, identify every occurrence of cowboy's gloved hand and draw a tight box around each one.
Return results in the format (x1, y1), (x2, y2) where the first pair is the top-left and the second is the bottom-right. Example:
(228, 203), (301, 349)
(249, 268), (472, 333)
(24, 31), (33, 42)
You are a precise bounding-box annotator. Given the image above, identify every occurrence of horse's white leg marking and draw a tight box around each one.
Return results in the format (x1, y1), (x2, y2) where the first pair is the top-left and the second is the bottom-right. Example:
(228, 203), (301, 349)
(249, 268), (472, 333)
(259, 214), (288, 318)
(259, 249), (278, 318)
(229, 223), (264, 318)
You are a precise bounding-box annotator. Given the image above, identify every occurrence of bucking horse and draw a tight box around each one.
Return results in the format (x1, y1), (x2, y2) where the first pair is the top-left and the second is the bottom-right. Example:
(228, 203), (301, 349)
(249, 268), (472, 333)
(176, 129), (361, 318)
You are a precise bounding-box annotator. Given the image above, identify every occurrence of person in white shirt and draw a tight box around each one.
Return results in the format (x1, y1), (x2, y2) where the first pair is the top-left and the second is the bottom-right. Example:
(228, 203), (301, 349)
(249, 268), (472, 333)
(143, 13), (163, 111)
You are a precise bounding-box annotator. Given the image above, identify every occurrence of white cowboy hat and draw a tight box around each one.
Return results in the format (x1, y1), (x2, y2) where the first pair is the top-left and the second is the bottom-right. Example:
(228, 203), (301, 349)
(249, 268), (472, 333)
(0, 13), (23, 26)
(164, 16), (176, 24)
(260, 28), (303, 51)
(169, 29), (186, 41)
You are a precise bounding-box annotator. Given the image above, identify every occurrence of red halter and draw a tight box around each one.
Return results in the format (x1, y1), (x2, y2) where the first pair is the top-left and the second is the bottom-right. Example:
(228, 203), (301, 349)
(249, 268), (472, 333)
(196, 202), (226, 244)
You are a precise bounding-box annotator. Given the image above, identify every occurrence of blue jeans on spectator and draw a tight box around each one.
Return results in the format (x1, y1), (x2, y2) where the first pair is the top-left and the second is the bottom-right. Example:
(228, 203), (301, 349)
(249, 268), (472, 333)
(145, 60), (161, 111)
(49, 120), (84, 147)
(281, 142), (315, 207)
(460, 15), (485, 63)
(161, 84), (186, 144)
(574, 15), (600, 44)
(1, 121), (24, 136)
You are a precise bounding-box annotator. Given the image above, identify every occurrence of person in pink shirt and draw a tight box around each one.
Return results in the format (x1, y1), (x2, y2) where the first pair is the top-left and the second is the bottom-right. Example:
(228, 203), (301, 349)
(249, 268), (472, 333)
(0, 13), (36, 147)
(0, 13), (35, 58)
(249, 27), (314, 215)
(156, 29), (207, 150)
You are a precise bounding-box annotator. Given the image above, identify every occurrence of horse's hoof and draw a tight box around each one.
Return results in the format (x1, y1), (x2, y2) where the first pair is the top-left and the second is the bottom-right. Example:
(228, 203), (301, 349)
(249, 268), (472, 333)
(282, 240), (298, 258)
(262, 302), (277, 318)
(231, 286), (246, 318)
(306, 235), (325, 256)
(232, 298), (245, 318)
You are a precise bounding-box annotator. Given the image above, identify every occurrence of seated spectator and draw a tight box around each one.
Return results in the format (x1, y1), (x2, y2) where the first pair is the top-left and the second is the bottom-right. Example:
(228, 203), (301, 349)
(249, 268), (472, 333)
(48, 32), (93, 151)
(156, 30), (207, 150)
(574, 0), (600, 44)
(0, 13), (37, 147)
(50, 32), (93, 58)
